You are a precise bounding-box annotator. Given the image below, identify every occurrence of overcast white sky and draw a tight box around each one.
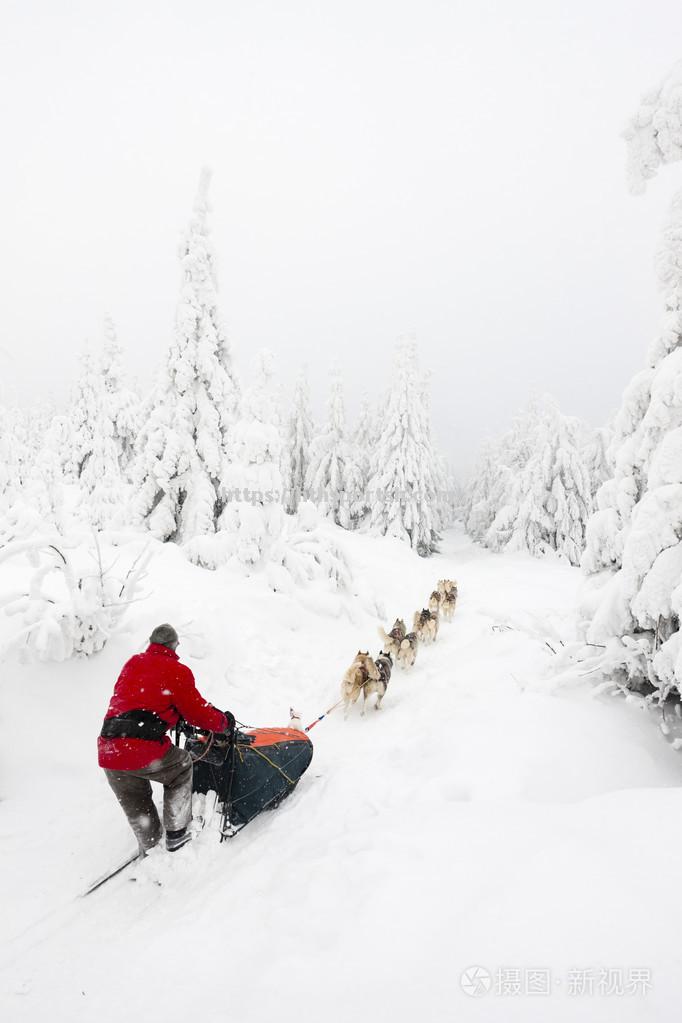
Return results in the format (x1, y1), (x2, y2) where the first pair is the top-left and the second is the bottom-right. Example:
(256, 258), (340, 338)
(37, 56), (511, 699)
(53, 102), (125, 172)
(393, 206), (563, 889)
(1, 0), (681, 475)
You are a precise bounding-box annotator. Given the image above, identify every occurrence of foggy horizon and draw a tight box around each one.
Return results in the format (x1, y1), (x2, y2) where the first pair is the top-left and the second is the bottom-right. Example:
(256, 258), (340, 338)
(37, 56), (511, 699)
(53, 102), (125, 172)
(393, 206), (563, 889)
(2, 1), (682, 477)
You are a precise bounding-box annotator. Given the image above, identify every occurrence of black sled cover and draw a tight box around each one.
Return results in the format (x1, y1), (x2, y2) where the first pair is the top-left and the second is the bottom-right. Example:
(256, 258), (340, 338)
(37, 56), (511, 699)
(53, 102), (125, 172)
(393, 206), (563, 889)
(191, 727), (313, 827)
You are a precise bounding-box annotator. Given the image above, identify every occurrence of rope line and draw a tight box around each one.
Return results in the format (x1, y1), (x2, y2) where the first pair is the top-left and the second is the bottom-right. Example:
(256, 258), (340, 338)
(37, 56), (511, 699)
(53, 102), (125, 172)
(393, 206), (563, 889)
(188, 730), (216, 764)
(237, 743), (297, 785)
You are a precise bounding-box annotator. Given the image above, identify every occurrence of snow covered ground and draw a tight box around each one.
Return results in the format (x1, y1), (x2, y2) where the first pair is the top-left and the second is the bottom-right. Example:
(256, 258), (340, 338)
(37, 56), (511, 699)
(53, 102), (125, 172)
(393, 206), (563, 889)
(1, 526), (681, 1022)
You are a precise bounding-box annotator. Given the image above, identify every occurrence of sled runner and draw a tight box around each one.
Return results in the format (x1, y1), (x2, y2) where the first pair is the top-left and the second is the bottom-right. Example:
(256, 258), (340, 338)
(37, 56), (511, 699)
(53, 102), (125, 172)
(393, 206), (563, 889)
(82, 851), (141, 896)
(186, 725), (313, 839)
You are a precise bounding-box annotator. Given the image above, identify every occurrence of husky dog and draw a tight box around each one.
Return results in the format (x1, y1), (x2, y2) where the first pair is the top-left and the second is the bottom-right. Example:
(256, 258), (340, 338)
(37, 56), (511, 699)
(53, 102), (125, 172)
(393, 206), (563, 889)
(428, 590), (442, 614)
(378, 618), (407, 660)
(397, 630), (418, 669)
(289, 707), (303, 731)
(441, 589), (457, 621)
(341, 651), (381, 716)
(414, 608), (439, 644)
(362, 651), (393, 711)
(438, 579), (458, 598)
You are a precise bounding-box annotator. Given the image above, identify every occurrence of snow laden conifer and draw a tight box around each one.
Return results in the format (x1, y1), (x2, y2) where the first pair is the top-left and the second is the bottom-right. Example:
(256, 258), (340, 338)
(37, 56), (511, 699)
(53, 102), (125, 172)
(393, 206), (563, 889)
(68, 348), (100, 480)
(467, 397), (592, 565)
(101, 316), (140, 473)
(353, 395), (374, 490)
(582, 424), (613, 501)
(285, 369), (314, 514)
(465, 440), (502, 541)
(623, 60), (682, 198)
(367, 341), (439, 555)
(217, 348), (284, 566)
(19, 409), (67, 534)
(325, 392), (375, 528)
(435, 454), (458, 530)
(0, 405), (27, 509)
(466, 402), (537, 548)
(131, 169), (239, 541)
(187, 357), (356, 591)
(419, 374), (453, 534)
(582, 63), (682, 696)
(343, 448), (367, 529)
(63, 342), (125, 530)
(77, 370), (124, 530)
(506, 398), (592, 566)
(305, 368), (356, 528)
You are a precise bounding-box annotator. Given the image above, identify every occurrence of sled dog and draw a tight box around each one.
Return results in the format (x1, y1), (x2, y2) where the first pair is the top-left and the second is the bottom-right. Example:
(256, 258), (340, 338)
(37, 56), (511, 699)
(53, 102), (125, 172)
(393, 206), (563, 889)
(428, 590), (442, 614)
(441, 589), (457, 621)
(378, 618), (407, 659)
(438, 579), (458, 598)
(362, 651), (393, 711)
(414, 608), (439, 644)
(397, 631), (418, 669)
(341, 651), (381, 716)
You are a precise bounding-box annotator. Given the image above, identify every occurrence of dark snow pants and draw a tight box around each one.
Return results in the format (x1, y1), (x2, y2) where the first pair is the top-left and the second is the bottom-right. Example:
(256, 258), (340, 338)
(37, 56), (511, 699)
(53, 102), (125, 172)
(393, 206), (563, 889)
(103, 745), (193, 852)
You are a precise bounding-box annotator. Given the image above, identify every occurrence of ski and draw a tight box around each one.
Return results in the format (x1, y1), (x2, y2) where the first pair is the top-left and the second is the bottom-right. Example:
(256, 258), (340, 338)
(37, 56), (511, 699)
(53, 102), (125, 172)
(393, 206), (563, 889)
(82, 851), (141, 896)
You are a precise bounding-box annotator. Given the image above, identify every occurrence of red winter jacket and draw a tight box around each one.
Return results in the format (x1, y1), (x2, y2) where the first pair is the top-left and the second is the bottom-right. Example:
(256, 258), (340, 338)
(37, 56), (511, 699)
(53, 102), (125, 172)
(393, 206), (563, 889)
(98, 643), (228, 771)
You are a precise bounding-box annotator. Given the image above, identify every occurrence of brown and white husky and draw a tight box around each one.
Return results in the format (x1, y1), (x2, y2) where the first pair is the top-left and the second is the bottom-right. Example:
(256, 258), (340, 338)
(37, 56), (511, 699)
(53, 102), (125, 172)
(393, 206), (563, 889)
(362, 650), (393, 711)
(441, 589), (457, 621)
(378, 618), (407, 660)
(413, 608), (439, 644)
(341, 651), (381, 716)
(396, 630), (419, 669)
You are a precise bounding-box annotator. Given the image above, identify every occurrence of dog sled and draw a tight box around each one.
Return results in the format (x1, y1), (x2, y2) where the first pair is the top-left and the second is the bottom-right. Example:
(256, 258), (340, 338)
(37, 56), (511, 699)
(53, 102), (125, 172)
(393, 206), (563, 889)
(83, 723), (312, 894)
(185, 723), (314, 839)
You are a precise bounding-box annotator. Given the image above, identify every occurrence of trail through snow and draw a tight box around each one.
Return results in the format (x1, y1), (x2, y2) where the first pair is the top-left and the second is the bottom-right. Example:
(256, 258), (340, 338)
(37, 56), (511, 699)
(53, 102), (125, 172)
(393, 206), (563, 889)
(1, 527), (681, 1022)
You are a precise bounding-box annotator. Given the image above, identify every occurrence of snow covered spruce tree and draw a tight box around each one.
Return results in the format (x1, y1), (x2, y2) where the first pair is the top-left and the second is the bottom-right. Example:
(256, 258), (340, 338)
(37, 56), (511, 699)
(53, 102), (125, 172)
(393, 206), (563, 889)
(367, 340), (439, 555)
(188, 354), (359, 589)
(305, 367), (357, 529)
(18, 409), (67, 534)
(215, 348), (284, 566)
(464, 440), (502, 541)
(582, 424), (613, 501)
(420, 376), (455, 534)
(131, 168), (239, 541)
(467, 397), (592, 565)
(582, 63), (682, 696)
(0, 405), (27, 510)
(353, 394), (374, 490)
(285, 369), (314, 514)
(505, 398), (592, 565)
(466, 403), (536, 548)
(77, 370), (124, 530)
(62, 341), (125, 530)
(101, 315), (140, 473)
(435, 453), (459, 530)
(67, 348), (100, 480)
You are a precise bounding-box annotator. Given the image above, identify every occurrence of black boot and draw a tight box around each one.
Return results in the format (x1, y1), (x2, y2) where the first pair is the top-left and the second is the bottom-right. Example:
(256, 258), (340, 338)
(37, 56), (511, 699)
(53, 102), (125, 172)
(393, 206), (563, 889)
(166, 827), (192, 852)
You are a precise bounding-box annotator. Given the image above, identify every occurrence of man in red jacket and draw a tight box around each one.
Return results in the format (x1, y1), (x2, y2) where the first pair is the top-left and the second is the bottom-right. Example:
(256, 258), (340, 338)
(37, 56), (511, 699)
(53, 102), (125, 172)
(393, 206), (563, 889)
(99, 623), (231, 853)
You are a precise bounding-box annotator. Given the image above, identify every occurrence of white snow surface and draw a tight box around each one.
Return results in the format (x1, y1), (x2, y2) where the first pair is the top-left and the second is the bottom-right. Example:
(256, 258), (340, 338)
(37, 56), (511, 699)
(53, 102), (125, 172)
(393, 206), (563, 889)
(1, 527), (681, 1022)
